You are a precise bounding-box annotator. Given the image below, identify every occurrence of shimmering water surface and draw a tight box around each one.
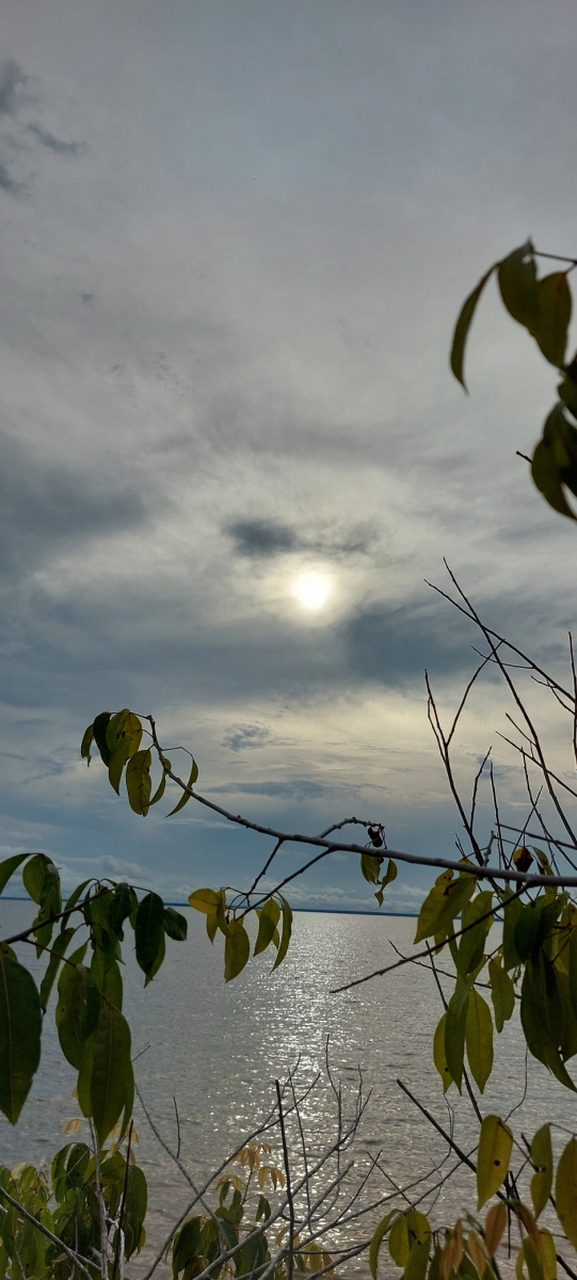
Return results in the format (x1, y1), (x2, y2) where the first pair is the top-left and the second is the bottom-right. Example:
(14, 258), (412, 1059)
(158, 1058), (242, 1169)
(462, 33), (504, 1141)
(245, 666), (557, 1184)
(1, 903), (575, 1275)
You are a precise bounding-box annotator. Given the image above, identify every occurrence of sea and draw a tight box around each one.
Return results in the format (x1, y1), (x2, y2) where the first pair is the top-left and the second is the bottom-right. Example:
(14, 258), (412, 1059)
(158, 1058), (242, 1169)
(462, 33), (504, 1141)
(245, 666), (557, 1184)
(0, 902), (574, 1277)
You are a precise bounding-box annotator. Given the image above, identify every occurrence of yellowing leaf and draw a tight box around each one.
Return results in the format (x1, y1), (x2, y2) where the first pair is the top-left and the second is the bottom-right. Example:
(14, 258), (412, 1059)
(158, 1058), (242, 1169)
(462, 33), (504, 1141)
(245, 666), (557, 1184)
(536, 272), (572, 367)
(414, 872), (476, 944)
(81, 723), (94, 765)
(433, 1013), (453, 1093)
(466, 989), (494, 1093)
(445, 978), (470, 1092)
(389, 1214), (410, 1267)
(555, 1135), (577, 1249)
(489, 958), (515, 1033)
(450, 264), (497, 390)
(484, 1202), (507, 1256)
(477, 1115), (513, 1210)
(166, 757), (199, 817)
(254, 898), (281, 956)
(188, 888), (220, 915)
(224, 920), (250, 982)
(540, 1230), (557, 1280)
(271, 896), (293, 971)
(369, 1212), (397, 1280)
(125, 749), (152, 816)
(530, 1125), (552, 1219)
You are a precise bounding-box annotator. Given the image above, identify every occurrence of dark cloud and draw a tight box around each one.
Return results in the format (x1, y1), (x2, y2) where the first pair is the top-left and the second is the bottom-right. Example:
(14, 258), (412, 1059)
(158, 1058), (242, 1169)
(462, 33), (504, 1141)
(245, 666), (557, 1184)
(81, 293), (94, 304)
(226, 517), (376, 560)
(342, 600), (488, 685)
(0, 433), (148, 579)
(28, 124), (86, 156)
(0, 60), (27, 117)
(0, 158), (20, 194)
(207, 779), (331, 800)
(223, 724), (272, 751)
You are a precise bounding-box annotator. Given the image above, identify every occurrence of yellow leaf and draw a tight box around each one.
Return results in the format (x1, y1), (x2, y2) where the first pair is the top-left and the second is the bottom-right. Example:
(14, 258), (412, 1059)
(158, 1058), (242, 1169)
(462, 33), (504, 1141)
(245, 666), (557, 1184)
(188, 888), (220, 915)
(540, 1230), (557, 1280)
(477, 1116), (513, 1210)
(433, 1013), (453, 1094)
(466, 989), (494, 1093)
(166, 756), (199, 817)
(555, 1135), (577, 1249)
(530, 1125), (552, 1219)
(369, 1212), (397, 1280)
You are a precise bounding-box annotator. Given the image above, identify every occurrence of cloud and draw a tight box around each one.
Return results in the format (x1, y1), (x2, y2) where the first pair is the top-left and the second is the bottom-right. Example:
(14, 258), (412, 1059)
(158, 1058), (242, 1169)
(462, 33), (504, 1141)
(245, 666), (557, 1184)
(223, 724), (272, 752)
(0, 158), (20, 194)
(226, 517), (376, 561)
(207, 779), (334, 801)
(0, 60), (27, 117)
(28, 124), (86, 156)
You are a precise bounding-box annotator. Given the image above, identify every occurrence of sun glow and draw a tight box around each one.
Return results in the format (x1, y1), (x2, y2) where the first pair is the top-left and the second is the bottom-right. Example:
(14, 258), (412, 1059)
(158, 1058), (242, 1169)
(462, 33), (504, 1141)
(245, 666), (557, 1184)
(293, 573), (331, 611)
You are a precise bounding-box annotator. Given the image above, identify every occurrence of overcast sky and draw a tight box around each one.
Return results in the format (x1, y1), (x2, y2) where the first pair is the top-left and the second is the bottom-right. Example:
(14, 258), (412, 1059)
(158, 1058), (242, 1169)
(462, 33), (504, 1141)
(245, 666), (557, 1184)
(1, 0), (577, 913)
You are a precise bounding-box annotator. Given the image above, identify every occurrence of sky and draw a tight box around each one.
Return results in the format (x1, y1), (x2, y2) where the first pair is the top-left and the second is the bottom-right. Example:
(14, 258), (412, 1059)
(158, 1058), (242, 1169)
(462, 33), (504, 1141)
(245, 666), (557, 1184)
(2, 0), (577, 914)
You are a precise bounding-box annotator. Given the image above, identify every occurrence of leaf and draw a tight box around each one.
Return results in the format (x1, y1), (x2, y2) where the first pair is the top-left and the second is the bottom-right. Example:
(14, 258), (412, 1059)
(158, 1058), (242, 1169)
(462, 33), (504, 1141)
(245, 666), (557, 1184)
(450, 264), (497, 389)
(188, 887), (221, 915)
(0, 852), (31, 897)
(457, 891), (493, 975)
(93, 712), (112, 766)
(466, 989), (494, 1093)
(0, 954), (42, 1124)
(540, 1231), (557, 1280)
(536, 272), (572, 367)
(149, 769), (167, 807)
(555, 1135), (577, 1249)
(433, 1013), (452, 1093)
(532, 403), (577, 521)
(405, 1241), (431, 1280)
(126, 749), (152, 816)
(271, 896), (293, 970)
(375, 858), (398, 907)
(135, 893), (166, 982)
(515, 905), (545, 962)
(444, 978), (470, 1092)
(109, 882), (135, 936)
(503, 896), (523, 970)
(530, 1125), (553, 1219)
(90, 1003), (134, 1147)
(56, 963), (100, 1069)
(39, 927), (75, 1012)
(489, 958), (515, 1033)
(389, 1215), (410, 1267)
(206, 912), (218, 943)
(414, 870), (476, 944)
(166, 757), (199, 817)
(369, 1211), (397, 1280)
(476, 1114), (513, 1210)
(22, 853), (58, 906)
(484, 1203), (507, 1257)
(224, 920), (250, 982)
(80, 722), (94, 765)
(254, 898), (281, 956)
(498, 241), (539, 334)
(568, 928), (577, 1019)
(558, 376), (577, 420)
(163, 906), (188, 941)
(360, 853), (382, 885)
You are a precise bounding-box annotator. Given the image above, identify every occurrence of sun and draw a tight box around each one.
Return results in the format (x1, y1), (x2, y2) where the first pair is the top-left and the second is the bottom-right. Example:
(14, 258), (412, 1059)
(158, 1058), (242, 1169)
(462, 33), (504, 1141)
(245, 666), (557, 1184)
(293, 573), (331, 611)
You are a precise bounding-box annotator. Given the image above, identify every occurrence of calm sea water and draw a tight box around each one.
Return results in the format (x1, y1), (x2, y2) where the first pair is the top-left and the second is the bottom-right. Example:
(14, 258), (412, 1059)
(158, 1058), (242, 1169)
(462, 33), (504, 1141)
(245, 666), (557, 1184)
(1, 902), (574, 1275)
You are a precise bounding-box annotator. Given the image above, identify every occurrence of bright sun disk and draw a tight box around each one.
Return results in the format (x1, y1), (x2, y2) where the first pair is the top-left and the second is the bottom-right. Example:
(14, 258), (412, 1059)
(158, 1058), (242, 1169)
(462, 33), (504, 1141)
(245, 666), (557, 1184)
(293, 573), (331, 611)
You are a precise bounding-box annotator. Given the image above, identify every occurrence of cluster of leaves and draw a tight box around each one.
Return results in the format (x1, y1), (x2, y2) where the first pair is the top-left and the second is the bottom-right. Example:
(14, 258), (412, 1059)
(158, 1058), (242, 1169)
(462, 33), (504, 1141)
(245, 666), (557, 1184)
(188, 888), (293, 982)
(371, 1115), (577, 1280)
(81, 710), (198, 818)
(0, 1128), (146, 1280)
(171, 1141), (333, 1280)
(0, 852), (187, 1140)
(412, 853), (577, 1096)
(451, 240), (577, 519)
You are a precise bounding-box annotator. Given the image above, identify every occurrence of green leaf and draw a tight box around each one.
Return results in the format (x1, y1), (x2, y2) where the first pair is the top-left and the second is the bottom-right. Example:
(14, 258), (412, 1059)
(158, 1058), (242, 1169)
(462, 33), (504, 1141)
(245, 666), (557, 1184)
(465, 989), (494, 1093)
(444, 977), (470, 1092)
(0, 954), (42, 1124)
(93, 712), (112, 766)
(375, 859), (398, 905)
(532, 403), (577, 521)
(530, 1124), (553, 1219)
(0, 853), (32, 897)
(163, 907), (188, 941)
(497, 241), (539, 334)
(558, 376), (577, 419)
(360, 853), (382, 885)
(224, 919), (250, 981)
(80, 722), (94, 765)
(149, 768), (167, 807)
(433, 1013), (452, 1093)
(488, 958), (515, 1033)
(521, 951), (577, 1090)
(39, 927), (75, 1013)
(450, 264), (497, 390)
(56, 963), (100, 1069)
(135, 893), (166, 982)
(502, 895), (523, 970)
(389, 1215), (410, 1267)
(126, 749), (152, 816)
(476, 1114), (513, 1210)
(107, 712), (143, 794)
(369, 1216), (398, 1280)
(555, 1136), (577, 1249)
(271, 896), (293, 970)
(254, 898), (281, 956)
(90, 1004), (134, 1147)
(77, 1036), (94, 1117)
(188, 887), (221, 914)
(414, 869), (476, 944)
(404, 1241), (431, 1280)
(173, 1219), (202, 1277)
(457, 890), (493, 975)
(22, 853), (59, 907)
(536, 272), (572, 367)
(568, 927), (577, 1019)
(515, 904), (545, 962)
(109, 883), (135, 936)
(166, 757), (199, 817)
